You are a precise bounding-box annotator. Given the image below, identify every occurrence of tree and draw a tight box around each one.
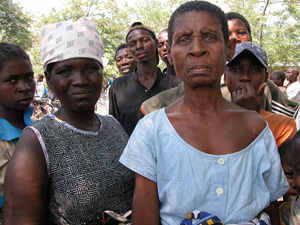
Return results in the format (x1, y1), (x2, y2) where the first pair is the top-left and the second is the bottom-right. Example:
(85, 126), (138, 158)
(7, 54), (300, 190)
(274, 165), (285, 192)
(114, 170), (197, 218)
(0, 0), (33, 51)
(25, 0), (300, 75)
(220, 0), (300, 71)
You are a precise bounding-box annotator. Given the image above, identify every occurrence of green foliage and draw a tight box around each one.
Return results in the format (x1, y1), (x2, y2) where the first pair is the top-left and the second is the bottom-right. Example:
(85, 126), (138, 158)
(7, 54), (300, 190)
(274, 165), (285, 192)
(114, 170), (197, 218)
(219, 0), (300, 71)
(0, 0), (33, 51)
(127, 0), (187, 70)
(7, 0), (300, 76)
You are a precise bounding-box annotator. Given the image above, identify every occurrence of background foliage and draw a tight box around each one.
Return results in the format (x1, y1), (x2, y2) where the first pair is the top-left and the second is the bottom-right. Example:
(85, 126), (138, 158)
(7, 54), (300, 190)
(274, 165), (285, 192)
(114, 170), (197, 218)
(3, 0), (300, 80)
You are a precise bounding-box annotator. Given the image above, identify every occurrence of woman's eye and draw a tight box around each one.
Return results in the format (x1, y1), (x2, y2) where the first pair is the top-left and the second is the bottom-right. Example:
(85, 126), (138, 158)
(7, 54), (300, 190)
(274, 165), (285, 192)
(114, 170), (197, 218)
(85, 66), (97, 72)
(57, 69), (71, 76)
(179, 37), (189, 43)
(204, 34), (216, 41)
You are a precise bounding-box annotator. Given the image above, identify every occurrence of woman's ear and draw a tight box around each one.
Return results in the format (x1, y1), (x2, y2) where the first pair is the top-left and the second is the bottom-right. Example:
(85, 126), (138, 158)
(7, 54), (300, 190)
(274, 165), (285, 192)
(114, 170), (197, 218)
(166, 42), (173, 66)
(44, 71), (53, 91)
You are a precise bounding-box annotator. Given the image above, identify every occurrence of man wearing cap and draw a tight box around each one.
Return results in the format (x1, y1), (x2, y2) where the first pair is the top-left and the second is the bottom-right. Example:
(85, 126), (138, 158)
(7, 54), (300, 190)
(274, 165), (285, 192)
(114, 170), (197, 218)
(225, 42), (296, 147)
(109, 22), (180, 136)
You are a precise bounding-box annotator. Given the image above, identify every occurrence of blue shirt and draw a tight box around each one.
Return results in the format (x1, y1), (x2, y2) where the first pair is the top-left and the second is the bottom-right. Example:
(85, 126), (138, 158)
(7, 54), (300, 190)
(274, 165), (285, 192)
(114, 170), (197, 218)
(0, 106), (34, 145)
(120, 108), (289, 224)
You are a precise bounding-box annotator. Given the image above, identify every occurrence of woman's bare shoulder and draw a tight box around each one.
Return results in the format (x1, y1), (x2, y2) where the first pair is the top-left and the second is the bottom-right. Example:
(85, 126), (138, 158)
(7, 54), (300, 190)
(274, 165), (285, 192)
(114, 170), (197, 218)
(230, 107), (267, 138)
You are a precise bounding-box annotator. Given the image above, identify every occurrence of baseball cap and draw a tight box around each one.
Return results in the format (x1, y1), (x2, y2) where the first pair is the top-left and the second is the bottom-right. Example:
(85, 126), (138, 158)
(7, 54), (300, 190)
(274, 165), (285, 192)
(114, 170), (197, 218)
(228, 42), (268, 68)
(125, 22), (156, 41)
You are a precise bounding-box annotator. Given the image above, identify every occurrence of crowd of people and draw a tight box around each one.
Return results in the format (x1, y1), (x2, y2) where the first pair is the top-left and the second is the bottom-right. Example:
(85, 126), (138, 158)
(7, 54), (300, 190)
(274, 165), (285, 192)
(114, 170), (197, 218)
(0, 1), (300, 225)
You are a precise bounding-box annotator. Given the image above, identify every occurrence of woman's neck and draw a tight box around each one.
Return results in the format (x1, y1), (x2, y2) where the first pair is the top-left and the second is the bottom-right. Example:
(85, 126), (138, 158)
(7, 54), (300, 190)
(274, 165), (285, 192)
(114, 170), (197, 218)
(181, 83), (225, 114)
(54, 107), (100, 132)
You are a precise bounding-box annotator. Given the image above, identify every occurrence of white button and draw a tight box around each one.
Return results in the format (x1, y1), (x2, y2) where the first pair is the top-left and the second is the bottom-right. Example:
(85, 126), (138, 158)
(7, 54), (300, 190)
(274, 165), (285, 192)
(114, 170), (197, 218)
(216, 188), (223, 195)
(145, 89), (148, 92)
(218, 158), (225, 165)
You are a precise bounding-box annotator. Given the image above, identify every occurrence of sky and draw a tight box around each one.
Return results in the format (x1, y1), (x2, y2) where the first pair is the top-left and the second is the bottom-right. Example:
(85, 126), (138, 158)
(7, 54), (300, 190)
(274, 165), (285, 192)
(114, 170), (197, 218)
(14, 0), (129, 15)
(14, 0), (68, 14)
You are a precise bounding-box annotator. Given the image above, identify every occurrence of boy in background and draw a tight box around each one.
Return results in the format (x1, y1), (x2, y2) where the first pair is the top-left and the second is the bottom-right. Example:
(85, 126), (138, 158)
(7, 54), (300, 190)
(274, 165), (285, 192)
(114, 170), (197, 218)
(224, 42), (296, 148)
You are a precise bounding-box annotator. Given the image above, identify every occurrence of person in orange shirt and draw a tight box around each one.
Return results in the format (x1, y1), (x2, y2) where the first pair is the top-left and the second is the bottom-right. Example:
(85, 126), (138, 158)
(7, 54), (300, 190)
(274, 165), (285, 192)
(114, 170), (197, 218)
(225, 42), (296, 148)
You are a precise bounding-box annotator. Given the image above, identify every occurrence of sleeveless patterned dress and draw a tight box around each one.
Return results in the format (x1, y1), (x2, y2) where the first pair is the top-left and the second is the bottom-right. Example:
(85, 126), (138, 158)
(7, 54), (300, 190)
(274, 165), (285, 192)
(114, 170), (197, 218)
(30, 114), (134, 224)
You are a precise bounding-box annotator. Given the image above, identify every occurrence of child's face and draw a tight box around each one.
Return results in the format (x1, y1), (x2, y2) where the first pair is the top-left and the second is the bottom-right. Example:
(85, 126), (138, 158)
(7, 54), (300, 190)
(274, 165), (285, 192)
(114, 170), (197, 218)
(292, 139), (300, 194)
(282, 159), (298, 201)
(225, 52), (267, 95)
(228, 19), (251, 44)
(0, 59), (35, 111)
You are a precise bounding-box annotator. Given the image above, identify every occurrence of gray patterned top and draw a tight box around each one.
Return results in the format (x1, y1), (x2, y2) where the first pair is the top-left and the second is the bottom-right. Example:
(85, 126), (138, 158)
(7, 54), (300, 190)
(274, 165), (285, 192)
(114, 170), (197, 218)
(29, 114), (134, 225)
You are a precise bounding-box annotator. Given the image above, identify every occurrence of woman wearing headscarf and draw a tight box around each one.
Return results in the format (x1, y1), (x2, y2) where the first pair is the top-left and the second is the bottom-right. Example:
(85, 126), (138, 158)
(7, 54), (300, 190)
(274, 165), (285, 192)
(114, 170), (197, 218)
(3, 17), (134, 225)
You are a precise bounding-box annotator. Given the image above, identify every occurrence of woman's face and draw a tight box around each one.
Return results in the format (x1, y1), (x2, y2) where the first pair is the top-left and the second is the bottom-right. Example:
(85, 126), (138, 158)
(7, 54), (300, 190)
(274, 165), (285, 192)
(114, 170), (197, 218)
(282, 159), (298, 201)
(46, 58), (103, 112)
(168, 11), (235, 89)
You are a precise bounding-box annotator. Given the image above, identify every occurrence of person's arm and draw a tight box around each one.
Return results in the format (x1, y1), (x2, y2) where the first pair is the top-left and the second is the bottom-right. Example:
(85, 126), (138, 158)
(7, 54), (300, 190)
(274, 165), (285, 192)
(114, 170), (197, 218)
(3, 128), (49, 224)
(263, 201), (280, 225)
(132, 173), (160, 225)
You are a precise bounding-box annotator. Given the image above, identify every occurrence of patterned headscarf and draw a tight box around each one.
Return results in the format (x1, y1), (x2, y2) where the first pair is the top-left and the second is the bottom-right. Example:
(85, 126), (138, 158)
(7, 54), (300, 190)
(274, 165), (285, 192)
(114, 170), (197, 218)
(40, 17), (104, 71)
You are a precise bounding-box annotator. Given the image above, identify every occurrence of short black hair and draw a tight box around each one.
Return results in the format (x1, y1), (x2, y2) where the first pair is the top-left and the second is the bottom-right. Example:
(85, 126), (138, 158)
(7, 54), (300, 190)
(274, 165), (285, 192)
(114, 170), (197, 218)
(114, 44), (128, 60)
(168, 1), (229, 46)
(279, 139), (293, 162)
(0, 42), (30, 72)
(271, 71), (285, 82)
(226, 12), (252, 41)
